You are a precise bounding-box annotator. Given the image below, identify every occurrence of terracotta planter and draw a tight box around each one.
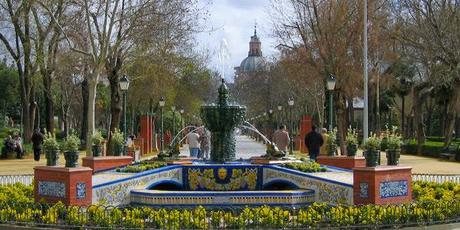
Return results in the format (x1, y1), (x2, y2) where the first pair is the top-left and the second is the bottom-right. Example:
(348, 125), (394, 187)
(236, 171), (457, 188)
(64, 151), (79, 167)
(346, 144), (358, 156)
(386, 149), (400, 166)
(364, 149), (379, 167)
(45, 149), (59, 166)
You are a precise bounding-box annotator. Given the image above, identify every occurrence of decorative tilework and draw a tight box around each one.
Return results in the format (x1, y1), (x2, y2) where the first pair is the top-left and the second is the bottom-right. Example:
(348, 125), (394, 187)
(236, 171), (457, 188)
(360, 183), (368, 198)
(93, 168), (182, 206)
(380, 180), (408, 198)
(76, 183), (86, 199)
(186, 167), (258, 191)
(38, 181), (65, 198)
(263, 167), (353, 205)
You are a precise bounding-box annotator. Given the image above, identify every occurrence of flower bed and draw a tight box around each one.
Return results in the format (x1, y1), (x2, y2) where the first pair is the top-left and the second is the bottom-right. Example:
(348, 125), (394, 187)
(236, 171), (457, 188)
(0, 181), (459, 229)
(115, 161), (167, 173)
(282, 161), (327, 173)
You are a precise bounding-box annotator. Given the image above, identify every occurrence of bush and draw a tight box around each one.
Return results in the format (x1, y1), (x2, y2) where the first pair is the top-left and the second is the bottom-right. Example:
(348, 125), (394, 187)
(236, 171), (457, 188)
(61, 134), (80, 152)
(91, 131), (104, 146)
(282, 161), (327, 173)
(402, 140), (446, 157)
(43, 132), (59, 151)
(363, 134), (381, 151)
(116, 161), (167, 173)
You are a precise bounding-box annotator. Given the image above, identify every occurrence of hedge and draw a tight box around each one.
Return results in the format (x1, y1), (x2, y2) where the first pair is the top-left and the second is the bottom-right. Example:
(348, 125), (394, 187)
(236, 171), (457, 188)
(0, 181), (459, 229)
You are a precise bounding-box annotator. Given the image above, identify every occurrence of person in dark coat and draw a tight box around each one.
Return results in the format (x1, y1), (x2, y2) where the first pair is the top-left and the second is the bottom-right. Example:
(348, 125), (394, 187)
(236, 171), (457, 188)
(304, 125), (324, 161)
(31, 129), (44, 161)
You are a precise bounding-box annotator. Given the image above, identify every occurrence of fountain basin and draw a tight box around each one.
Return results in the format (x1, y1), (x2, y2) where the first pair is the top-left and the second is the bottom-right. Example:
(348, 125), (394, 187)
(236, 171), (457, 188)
(130, 189), (315, 208)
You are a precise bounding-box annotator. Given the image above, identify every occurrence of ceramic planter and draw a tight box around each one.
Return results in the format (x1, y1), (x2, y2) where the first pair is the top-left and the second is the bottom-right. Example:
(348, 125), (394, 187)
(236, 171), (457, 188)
(64, 151), (79, 167)
(45, 149), (59, 166)
(92, 145), (102, 157)
(364, 149), (379, 167)
(386, 149), (400, 166)
(113, 144), (124, 156)
(327, 142), (337, 156)
(346, 144), (358, 156)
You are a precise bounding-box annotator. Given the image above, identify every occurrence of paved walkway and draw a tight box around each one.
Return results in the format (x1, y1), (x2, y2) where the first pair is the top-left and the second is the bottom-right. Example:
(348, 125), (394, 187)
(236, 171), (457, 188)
(180, 135), (266, 159)
(0, 136), (459, 175)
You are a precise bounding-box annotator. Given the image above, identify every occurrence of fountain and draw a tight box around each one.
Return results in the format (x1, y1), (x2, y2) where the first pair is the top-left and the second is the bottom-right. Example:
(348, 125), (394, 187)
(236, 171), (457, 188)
(200, 79), (246, 162)
(89, 81), (354, 209)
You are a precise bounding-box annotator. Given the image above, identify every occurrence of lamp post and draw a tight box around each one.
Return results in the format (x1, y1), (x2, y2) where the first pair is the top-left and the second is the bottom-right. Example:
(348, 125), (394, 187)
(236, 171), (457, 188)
(159, 96), (165, 156)
(171, 105), (176, 144)
(327, 75), (336, 131)
(288, 97), (294, 154)
(119, 75), (130, 144)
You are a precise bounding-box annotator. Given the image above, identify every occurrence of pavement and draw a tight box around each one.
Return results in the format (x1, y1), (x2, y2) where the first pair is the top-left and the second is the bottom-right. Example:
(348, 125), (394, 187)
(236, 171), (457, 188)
(0, 135), (459, 175)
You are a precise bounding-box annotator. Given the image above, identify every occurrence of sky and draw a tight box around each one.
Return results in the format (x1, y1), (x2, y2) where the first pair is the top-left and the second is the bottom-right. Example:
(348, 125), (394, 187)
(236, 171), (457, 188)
(196, 0), (278, 81)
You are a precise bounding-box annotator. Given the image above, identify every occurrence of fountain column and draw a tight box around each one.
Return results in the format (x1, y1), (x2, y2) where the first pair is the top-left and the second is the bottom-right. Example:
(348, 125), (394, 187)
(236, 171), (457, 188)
(201, 79), (246, 163)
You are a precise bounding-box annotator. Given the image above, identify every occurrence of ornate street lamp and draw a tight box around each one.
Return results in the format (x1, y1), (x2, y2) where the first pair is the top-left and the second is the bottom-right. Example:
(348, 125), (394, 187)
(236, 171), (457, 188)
(288, 97), (294, 154)
(119, 75), (130, 153)
(327, 75), (336, 131)
(158, 96), (165, 157)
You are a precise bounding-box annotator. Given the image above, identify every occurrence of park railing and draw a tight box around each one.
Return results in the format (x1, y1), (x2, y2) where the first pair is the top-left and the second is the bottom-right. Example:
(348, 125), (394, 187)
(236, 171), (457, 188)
(412, 173), (460, 184)
(0, 174), (33, 186)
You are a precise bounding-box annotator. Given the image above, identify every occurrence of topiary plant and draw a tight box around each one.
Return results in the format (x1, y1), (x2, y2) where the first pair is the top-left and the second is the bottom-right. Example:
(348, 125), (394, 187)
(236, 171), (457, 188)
(43, 132), (59, 166)
(91, 130), (104, 146)
(111, 128), (125, 156)
(62, 134), (80, 152)
(43, 132), (59, 151)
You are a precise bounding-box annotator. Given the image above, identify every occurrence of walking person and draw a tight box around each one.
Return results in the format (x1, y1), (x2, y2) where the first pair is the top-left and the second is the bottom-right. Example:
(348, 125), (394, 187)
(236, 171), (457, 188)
(13, 133), (24, 159)
(304, 125), (324, 161)
(187, 129), (200, 158)
(199, 129), (210, 160)
(319, 128), (329, 156)
(273, 125), (290, 153)
(31, 129), (44, 161)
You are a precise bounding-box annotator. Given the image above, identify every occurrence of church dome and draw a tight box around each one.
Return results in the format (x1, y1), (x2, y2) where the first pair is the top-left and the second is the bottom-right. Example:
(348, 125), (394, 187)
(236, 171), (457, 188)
(237, 26), (266, 73)
(240, 56), (266, 72)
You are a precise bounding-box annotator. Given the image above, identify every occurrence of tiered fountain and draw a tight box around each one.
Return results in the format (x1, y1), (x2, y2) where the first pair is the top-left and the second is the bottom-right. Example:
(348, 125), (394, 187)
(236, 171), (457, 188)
(200, 78), (246, 163)
(89, 80), (354, 208)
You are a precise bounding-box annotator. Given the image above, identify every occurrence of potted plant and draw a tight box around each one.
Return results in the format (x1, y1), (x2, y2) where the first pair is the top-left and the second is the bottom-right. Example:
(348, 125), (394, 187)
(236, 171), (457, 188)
(111, 128), (124, 156)
(43, 132), (59, 166)
(363, 134), (381, 167)
(62, 134), (81, 167)
(327, 128), (337, 156)
(386, 127), (402, 165)
(91, 131), (104, 157)
(345, 127), (358, 156)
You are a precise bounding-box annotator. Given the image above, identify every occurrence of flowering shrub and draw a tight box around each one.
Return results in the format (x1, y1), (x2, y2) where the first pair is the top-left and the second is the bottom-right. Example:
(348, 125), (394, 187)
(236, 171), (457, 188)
(345, 127), (358, 146)
(283, 161), (326, 173)
(363, 133), (381, 151)
(115, 161), (167, 173)
(0, 181), (459, 228)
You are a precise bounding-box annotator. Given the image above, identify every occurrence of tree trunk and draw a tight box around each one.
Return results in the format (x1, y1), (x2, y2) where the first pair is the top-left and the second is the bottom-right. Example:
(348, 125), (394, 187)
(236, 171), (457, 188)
(80, 78), (89, 148)
(86, 74), (99, 156)
(347, 97), (354, 128)
(106, 56), (123, 156)
(43, 71), (54, 134)
(413, 84), (432, 155)
(444, 85), (460, 147)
